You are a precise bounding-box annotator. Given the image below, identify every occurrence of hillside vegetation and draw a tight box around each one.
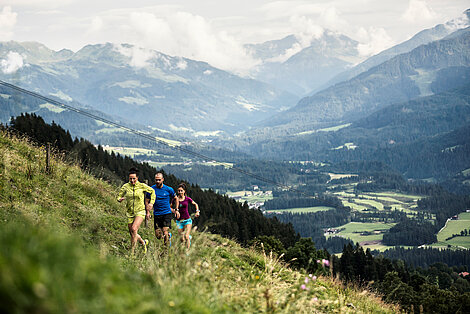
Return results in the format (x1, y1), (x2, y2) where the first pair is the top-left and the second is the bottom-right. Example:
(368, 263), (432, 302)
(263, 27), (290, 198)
(0, 130), (396, 313)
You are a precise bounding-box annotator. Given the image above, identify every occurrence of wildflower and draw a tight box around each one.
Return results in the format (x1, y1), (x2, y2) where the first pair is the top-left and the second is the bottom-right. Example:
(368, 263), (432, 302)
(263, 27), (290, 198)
(312, 297), (318, 302)
(301, 284), (307, 290)
(312, 275), (317, 281)
(309, 274), (313, 278)
(168, 301), (175, 307)
(316, 259), (321, 264)
(255, 275), (260, 280)
(322, 259), (330, 267)
(304, 277), (309, 284)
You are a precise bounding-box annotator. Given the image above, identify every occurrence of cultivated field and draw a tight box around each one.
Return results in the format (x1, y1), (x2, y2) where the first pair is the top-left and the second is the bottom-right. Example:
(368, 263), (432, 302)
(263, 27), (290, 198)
(265, 206), (334, 214)
(327, 222), (396, 251)
(434, 212), (470, 249)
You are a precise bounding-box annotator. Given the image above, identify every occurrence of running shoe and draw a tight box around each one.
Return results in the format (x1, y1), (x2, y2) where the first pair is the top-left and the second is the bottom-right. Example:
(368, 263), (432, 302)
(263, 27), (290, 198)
(143, 239), (149, 254)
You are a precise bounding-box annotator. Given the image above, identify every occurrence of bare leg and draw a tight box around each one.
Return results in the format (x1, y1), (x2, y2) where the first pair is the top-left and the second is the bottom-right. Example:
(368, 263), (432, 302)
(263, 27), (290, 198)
(155, 228), (163, 239)
(184, 224), (192, 249)
(128, 216), (144, 255)
(162, 226), (170, 246)
(178, 226), (184, 243)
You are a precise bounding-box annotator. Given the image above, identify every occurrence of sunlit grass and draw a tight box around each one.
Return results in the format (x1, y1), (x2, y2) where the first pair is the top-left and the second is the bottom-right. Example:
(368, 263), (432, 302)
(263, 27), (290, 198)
(0, 130), (397, 313)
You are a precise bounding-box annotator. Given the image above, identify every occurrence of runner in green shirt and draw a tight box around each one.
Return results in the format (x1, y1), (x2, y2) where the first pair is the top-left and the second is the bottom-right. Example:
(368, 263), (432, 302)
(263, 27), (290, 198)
(118, 168), (156, 256)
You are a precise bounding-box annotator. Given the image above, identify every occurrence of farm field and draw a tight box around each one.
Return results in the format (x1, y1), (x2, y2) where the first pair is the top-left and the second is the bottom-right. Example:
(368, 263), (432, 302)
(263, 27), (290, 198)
(265, 206), (334, 214)
(434, 212), (470, 249)
(333, 190), (423, 215)
(103, 146), (162, 158)
(327, 222), (396, 251)
(226, 190), (273, 204)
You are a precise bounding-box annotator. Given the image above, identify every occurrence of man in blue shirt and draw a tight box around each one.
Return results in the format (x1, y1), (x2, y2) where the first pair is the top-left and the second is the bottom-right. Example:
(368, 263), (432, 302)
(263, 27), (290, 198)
(148, 172), (179, 246)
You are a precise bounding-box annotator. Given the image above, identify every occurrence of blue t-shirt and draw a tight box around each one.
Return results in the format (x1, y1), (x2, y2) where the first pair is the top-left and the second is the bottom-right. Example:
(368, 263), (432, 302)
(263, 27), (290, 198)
(150, 184), (175, 216)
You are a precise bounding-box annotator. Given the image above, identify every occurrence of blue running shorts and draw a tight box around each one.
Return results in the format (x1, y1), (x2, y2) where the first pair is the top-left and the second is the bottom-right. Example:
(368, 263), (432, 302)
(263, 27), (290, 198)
(176, 218), (193, 229)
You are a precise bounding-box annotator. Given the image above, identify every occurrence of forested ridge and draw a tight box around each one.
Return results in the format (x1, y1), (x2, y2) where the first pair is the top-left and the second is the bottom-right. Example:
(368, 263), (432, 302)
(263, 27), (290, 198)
(3, 113), (470, 313)
(333, 243), (470, 313)
(5, 113), (299, 247)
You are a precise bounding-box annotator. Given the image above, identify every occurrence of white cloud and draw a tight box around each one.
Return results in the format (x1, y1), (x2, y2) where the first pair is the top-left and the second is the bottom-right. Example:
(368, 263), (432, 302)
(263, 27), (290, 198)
(402, 0), (438, 23)
(121, 10), (259, 75)
(1, 51), (25, 74)
(290, 15), (324, 46)
(356, 27), (395, 57)
(444, 10), (470, 32)
(0, 6), (17, 40)
(88, 16), (103, 33)
(318, 6), (349, 31)
(176, 58), (187, 70)
(0, 0), (76, 7)
(114, 44), (156, 68)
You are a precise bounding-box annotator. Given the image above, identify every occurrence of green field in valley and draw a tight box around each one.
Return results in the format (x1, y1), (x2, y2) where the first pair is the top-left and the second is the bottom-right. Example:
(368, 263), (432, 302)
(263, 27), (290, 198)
(434, 212), (470, 249)
(327, 222), (396, 251)
(265, 206), (334, 214)
(333, 190), (423, 216)
(226, 190), (273, 204)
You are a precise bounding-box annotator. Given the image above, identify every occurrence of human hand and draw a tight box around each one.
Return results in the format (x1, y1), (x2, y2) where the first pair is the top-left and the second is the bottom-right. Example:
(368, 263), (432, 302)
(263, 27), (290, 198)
(146, 203), (153, 211)
(195, 211), (200, 218)
(175, 211), (180, 219)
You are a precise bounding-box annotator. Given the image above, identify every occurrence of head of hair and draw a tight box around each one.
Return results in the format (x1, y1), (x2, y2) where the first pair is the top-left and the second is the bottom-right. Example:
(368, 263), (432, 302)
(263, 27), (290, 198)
(155, 172), (164, 178)
(178, 183), (187, 191)
(129, 167), (138, 176)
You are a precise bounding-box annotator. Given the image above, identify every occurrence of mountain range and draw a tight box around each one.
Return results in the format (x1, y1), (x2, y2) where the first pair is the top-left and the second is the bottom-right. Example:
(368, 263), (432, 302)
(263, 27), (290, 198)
(246, 31), (363, 96)
(0, 42), (297, 135)
(1, 9), (469, 157)
(257, 27), (470, 135)
(324, 9), (470, 89)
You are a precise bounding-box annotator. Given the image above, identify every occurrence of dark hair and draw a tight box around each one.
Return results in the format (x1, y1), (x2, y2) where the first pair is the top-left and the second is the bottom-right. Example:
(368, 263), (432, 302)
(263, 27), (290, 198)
(178, 183), (187, 191)
(129, 167), (138, 176)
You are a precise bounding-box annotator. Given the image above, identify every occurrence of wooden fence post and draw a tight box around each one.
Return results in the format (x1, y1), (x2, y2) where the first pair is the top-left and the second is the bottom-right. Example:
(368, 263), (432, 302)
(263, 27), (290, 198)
(46, 143), (50, 174)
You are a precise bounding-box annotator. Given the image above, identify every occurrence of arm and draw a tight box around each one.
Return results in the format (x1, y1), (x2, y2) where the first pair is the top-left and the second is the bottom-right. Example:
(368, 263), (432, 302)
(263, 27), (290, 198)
(117, 185), (126, 202)
(144, 197), (151, 220)
(144, 186), (156, 219)
(192, 200), (200, 217)
(172, 196), (180, 219)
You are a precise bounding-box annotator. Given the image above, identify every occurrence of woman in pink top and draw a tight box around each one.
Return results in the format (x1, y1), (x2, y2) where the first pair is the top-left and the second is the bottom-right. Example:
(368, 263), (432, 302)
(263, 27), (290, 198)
(175, 183), (200, 248)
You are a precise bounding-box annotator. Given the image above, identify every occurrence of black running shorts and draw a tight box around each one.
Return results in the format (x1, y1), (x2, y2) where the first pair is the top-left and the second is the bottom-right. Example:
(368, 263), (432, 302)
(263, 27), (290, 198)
(154, 213), (173, 229)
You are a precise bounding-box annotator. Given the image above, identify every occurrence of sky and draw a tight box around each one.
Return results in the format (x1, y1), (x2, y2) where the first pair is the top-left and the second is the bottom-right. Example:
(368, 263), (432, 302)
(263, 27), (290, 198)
(0, 0), (469, 74)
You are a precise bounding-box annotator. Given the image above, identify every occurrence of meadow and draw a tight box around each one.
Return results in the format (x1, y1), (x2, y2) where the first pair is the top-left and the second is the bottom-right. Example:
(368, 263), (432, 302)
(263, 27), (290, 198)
(434, 212), (470, 249)
(265, 206), (334, 214)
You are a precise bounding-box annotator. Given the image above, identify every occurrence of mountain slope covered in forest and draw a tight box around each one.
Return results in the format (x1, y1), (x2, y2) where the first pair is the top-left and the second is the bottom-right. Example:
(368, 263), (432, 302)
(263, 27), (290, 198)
(261, 28), (470, 133)
(0, 129), (396, 313)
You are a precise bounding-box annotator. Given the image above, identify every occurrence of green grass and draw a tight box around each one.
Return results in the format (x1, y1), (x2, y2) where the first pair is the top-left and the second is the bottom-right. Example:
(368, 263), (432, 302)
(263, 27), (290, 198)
(0, 131), (397, 313)
(333, 191), (423, 217)
(265, 206), (334, 214)
(226, 190), (273, 203)
(436, 212), (470, 249)
(328, 222), (396, 249)
(353, 199), (384, 211)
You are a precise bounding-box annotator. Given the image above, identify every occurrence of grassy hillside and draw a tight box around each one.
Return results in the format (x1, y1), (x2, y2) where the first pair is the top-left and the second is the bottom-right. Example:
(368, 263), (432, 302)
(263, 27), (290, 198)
(0, 130), (397, 313)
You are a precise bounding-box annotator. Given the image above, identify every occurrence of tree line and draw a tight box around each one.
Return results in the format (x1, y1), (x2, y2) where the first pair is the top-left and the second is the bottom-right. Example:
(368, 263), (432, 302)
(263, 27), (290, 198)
(333, 243), (470, 313)
(6, 113), (299, 248)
